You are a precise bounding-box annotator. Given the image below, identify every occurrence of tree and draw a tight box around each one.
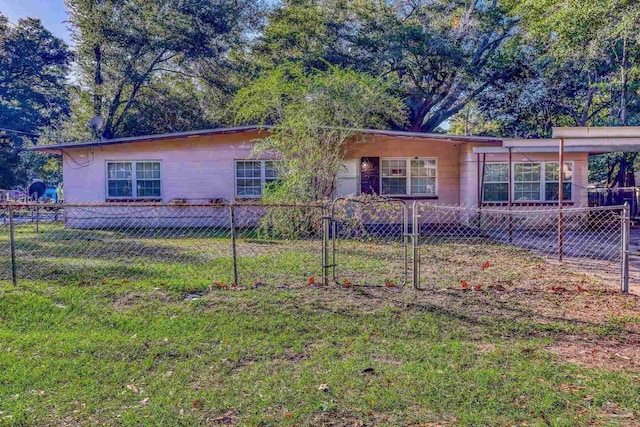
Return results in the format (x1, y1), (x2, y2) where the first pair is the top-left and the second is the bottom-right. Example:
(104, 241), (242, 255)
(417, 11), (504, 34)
(254, 0), (526, 132)
(0, 14), (72, 188)
(67, 0), (266, 139)
(232, 63), (406, 201)
(496, 0), (640, 186)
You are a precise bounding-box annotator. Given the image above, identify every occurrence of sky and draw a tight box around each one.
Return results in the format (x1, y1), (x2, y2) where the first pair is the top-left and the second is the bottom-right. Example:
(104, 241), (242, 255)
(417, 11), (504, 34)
(1, 0), (72, 44)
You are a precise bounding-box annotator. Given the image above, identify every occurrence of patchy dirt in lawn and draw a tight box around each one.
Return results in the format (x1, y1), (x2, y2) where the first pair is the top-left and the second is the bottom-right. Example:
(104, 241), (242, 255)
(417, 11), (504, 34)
(283, 276), (640, 372)
(547, 337), (640, 372)
(111, 289), (174, 309)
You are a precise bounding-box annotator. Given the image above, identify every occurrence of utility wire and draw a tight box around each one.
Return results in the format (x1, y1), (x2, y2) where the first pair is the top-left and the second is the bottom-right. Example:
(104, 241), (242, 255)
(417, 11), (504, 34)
(0, 127), (40, 137)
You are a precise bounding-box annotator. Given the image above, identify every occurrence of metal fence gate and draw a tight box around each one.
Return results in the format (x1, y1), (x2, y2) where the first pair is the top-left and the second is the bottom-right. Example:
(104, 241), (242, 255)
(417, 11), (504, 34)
(326, 198), (410, 287)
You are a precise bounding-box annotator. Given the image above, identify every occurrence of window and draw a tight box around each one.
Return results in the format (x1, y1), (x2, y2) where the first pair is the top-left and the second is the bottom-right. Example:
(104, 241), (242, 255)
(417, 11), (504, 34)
(481, 161), (573, 203)
(107, 161), (161, 199)
(483, 163), (509, 202)
(235, 160), (278, 197)
(381, 158), (437, 196)
(514, 163), (542, 201)
(335, 161), (358, 197)
(544, 162), (572, 201)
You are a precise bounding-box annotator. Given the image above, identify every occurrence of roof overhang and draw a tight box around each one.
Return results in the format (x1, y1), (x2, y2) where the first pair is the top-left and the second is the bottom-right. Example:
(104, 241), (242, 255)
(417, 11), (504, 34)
(472, 133), (640, 154)
(31, 125), (503, 153)
(553, 126), (640, 139)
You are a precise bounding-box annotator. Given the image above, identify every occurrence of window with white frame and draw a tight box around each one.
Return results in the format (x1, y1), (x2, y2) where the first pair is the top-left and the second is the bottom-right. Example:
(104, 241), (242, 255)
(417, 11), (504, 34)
(514, 163), (542, 201)
(482, 163), (509, 202)
(106, 161), (161, 199)
(482, 161), (573, 202)
(235, 160), (278, 197)
(381, 158), (437, 196)
(544, 162), (572, 201)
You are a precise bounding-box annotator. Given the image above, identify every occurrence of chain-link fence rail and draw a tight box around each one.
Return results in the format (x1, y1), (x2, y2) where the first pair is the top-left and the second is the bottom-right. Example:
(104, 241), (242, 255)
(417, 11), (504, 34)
(411, 202), (630, 292)
(1, 200), (632, 293)
(0, 202), (323, 289)
(329, 198), (409, 287)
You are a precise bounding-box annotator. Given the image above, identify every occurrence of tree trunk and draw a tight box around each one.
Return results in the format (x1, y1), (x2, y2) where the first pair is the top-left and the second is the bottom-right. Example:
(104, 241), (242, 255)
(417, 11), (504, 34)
(93, 43), (103, 139)
(620, 38), (628, 126)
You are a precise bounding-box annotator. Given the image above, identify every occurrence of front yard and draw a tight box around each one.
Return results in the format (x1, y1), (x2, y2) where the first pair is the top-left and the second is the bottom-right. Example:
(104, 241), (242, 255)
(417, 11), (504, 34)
(1, 225), (639, 425)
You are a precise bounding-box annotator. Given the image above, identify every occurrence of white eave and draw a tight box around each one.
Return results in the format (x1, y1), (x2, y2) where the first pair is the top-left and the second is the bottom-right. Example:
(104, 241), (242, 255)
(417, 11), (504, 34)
(474, 129), (640, 154)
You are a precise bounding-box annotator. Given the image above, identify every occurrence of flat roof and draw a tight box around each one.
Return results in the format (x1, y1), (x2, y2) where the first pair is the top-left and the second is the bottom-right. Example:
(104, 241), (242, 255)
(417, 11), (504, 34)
(31, 125), (503, 152)
(554, 126), (640, 139)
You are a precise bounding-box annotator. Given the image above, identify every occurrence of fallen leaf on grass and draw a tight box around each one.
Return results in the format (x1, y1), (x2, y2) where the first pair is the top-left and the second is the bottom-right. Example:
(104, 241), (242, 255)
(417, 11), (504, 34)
(140, 398), (149, 407)
(211, 409), (235, 424)
(551, 286), (567, 292)
(285, 413), (293, 419)
(308, 277), (316, 286)
(482, 261), (490, 270)
(384, 281), (396, 288)
(317, 383), (329, 392)
(614, 353), (631, 360)
(460, 280), (469, 289)
(474, 284), (482, 291)
(126, 384), (139, 394)
(343, 279), (352, 288)
(191, 399), (204, 411)
(209, 282), (229, 291)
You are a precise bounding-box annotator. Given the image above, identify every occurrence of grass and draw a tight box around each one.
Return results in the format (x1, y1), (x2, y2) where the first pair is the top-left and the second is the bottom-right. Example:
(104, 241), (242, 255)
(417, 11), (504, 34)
(1, 223), (640, 426)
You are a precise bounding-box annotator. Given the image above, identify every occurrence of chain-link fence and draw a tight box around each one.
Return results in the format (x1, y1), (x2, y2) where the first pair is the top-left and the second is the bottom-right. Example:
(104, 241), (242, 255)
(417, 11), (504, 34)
(0, 202), (323, 288)
(0, 200), (631, 292)
(412, 202), (630, 291)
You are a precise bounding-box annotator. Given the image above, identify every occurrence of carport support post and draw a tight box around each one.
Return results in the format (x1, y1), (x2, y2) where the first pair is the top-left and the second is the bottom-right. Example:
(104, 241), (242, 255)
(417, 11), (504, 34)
(8, 203), (16, 286)
(230, 204), (238, 286)
(412, 201), (420, 289)
(622, 202), (630, 293)
(508, 148), (513, 243)
(558, 138), (564, 262)
(322, 207), (331, 286)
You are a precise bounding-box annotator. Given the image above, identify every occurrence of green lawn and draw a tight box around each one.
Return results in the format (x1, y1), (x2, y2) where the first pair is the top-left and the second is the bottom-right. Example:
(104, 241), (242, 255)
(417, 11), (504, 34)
(1, 223), (639, 426)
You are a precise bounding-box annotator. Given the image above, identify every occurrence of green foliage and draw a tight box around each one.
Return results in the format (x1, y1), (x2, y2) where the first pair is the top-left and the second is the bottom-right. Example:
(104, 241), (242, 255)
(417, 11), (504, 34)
(66, 0), (266, 139)
(254, 0), (526, 132)
(0, 14), (72, 188)
(233, 63), (406, 202)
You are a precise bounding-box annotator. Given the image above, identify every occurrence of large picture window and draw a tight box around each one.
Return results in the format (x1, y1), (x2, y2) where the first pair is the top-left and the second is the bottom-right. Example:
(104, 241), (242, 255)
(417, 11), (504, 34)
(235, 160), (278, 197)
(106, 161), (161, 199)
(381, 158), (437, 196)
(482, 161), (573, 203)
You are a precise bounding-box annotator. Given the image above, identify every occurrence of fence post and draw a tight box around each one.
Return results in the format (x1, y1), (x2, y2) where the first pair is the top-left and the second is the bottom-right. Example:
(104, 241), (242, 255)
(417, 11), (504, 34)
(412, 201), (421, 289)
(621, 202), (630, 293)
(8, 203), (17, 286)
(230, 204), (239, 286)
(322, 206), (331, 286)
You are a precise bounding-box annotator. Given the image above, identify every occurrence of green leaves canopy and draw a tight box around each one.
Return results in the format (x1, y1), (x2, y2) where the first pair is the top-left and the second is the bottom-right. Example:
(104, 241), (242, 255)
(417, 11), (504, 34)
(0, 14), (72, 188)
(233, 64), (406, 201)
